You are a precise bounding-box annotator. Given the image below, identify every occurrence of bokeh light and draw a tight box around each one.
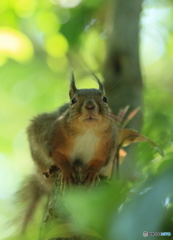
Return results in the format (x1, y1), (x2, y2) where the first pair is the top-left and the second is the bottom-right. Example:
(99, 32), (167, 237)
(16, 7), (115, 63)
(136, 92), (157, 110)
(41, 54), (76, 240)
(14, 0), (36, 17)
(50, 0), (82, 8)
(45, 33), (69, 57)
(36, 11), (60, 34)
(0, 27), (34, 63)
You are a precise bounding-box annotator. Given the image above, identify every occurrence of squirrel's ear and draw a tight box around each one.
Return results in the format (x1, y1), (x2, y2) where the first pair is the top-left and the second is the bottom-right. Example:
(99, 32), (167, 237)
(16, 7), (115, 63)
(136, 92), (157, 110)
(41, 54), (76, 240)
(69, 70), (77, 99)
(93, 74), (104, 92)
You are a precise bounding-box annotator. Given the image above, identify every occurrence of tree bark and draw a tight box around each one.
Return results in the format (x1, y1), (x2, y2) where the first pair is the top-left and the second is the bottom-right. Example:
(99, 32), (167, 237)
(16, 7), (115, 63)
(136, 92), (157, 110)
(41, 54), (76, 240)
(103, 0), (144, 180)
(40, 170), (102, 240)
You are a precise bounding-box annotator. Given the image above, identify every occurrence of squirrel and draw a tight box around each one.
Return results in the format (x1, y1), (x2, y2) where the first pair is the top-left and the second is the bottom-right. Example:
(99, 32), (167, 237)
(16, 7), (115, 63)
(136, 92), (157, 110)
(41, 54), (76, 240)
(17, 72), (119, 232)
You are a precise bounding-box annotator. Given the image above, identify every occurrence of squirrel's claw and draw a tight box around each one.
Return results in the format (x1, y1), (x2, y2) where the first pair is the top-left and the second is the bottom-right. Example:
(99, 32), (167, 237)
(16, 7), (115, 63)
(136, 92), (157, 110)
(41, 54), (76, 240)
(60, 170), (76, 192)
(82, 170), (100, 188)
(43, 165), (58, 178)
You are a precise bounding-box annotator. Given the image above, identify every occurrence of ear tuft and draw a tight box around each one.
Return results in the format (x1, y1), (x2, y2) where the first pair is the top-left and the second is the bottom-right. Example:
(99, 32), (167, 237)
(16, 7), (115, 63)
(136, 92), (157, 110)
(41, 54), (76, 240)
(69, 70), (77, 99)
(92, 73), (104, 92)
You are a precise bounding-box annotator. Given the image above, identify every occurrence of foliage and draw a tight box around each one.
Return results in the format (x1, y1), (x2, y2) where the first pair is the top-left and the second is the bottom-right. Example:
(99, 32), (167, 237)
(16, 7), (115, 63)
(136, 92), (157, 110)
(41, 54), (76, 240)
(0, 0), (173, 240)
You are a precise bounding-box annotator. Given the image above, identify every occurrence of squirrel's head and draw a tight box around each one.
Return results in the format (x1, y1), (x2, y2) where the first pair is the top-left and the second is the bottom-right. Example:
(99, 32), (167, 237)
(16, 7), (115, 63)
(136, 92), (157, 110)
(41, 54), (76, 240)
(68, 71), (111, 128)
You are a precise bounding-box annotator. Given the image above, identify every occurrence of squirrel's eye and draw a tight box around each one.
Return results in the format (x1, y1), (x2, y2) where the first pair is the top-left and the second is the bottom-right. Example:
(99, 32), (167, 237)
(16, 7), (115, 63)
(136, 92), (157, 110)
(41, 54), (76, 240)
(71, 97), (77, 104)
(102, 96), (108, 103)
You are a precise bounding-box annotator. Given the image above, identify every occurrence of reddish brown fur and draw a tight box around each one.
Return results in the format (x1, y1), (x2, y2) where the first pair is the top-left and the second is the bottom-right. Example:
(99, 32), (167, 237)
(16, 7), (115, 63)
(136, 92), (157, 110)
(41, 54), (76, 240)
(47, 86), (118, 187)
(20, 75), (119, 231)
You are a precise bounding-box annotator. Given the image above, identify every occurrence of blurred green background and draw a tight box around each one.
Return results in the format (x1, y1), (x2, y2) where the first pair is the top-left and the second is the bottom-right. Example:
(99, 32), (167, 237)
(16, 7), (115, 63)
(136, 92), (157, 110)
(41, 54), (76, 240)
(0, 0), (173, 239)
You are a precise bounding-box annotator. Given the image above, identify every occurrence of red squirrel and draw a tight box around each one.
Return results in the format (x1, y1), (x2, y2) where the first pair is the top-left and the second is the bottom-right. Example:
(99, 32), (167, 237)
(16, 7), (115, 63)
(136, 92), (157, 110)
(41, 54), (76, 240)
(19, 73), (118, 231)
(27, 72), (118, 190)
(27, 73), (118, 187)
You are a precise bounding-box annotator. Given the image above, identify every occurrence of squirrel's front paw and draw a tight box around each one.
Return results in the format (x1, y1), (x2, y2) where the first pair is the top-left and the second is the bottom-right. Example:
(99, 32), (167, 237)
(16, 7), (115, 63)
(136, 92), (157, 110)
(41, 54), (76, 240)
(82, 169), (100, 187)
(43, 165), (58, 178)
(60, 170), (76, 191)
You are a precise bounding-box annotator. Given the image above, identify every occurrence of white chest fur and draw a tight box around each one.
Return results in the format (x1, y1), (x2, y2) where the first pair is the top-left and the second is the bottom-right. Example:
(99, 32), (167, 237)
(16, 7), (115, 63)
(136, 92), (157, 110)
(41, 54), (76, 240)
(70, 129), (99, 165)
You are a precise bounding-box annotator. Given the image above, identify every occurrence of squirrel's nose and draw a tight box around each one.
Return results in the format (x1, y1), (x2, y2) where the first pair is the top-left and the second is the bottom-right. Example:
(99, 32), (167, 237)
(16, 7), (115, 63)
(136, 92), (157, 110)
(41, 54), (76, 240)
(85, 101), (96, 110)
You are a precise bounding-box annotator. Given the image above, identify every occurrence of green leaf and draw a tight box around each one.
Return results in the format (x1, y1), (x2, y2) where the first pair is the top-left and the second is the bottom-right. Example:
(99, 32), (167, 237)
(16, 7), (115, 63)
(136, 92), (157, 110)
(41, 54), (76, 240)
(44, 223), (103, 240)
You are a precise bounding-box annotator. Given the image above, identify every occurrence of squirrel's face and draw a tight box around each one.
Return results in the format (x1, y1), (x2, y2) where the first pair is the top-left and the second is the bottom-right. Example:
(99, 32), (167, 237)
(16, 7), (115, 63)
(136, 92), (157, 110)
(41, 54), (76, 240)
(68, 73), (111, 128)
(69, 89), (111, 128)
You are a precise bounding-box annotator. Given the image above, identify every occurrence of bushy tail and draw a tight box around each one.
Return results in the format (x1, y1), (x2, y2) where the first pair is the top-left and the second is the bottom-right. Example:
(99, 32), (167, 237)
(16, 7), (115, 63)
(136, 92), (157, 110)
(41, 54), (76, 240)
(12, 174), (49, 234)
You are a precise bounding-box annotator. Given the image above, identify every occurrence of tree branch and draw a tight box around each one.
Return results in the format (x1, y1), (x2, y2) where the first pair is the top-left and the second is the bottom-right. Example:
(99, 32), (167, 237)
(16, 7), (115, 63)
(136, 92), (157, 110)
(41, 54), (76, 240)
(40, 170), (103, 240)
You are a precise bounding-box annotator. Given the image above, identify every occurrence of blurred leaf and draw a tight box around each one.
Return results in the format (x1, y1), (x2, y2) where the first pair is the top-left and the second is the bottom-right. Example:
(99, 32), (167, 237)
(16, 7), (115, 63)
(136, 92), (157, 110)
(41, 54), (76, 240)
(63, 181), (130, 238)
(109, 165), (173, 240)
(43, 223), (103, 240)
(43, 223), (75, 239)
(119, 128), (164, 157)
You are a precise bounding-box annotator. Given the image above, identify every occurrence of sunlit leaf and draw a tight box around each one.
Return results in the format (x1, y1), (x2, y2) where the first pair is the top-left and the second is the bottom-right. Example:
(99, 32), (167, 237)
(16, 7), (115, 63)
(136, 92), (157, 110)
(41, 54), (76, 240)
(119, 128), (164, 157)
